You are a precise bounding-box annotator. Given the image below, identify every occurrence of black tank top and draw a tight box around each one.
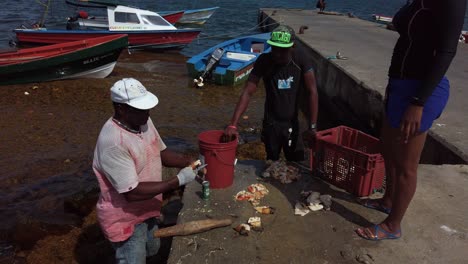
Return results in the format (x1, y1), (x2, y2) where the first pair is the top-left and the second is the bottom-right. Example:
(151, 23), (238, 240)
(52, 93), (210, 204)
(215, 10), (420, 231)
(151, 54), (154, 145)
(388, 0), (466, 104)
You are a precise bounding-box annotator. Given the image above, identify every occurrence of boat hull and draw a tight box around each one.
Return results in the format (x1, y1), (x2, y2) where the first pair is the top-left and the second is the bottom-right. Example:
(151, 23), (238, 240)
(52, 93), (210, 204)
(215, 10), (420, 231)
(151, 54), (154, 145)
(186, 33), (271, 86)
(372, 14), (392, 24)
(160, 7), (219, 25)
(0, 35), (127, 85)
(14, 29), (201, 50)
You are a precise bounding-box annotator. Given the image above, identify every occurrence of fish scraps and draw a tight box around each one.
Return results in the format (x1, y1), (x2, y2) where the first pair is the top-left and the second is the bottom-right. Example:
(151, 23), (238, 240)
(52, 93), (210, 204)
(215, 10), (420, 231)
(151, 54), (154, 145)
(235, 183), (269, 206)
(262, 160), (301, 184)
(233, 217), (263, 236)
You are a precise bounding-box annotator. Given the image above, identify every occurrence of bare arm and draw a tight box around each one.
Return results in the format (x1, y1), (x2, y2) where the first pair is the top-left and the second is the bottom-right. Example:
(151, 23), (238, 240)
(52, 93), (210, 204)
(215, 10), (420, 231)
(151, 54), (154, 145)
(123, 177), (179, 202)
(304, 70), (318, 126)
(160, 148), (193, 168)
(229, 78), (260, 127)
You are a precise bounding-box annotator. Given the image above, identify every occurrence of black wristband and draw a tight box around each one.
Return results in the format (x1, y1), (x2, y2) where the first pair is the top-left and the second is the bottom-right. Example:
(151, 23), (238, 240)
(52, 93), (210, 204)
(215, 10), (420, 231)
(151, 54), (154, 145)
(410, 96), (425, 107)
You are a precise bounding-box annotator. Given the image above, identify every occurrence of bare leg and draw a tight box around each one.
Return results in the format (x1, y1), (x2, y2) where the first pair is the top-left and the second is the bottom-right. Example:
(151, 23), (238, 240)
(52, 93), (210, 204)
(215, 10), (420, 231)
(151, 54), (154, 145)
(360, 119), (396, 211)
(357, 120), (427, 238)
(380, 119), (399, 208)
(384, 130), (427, 231)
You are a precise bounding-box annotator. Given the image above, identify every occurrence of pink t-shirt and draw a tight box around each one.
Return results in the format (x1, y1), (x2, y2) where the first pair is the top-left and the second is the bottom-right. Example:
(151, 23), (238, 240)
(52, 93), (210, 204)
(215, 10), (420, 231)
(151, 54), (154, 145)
(92, 118), (167, 242)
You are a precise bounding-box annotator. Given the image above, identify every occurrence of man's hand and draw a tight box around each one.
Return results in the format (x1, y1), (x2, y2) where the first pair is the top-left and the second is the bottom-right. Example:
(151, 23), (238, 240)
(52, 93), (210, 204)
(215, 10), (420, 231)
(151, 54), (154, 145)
(222, 125), (238, 143)
(303, 129), (317, 148)
(400, 105), (423, 143)
(191, 161), (207, 177)
(176, 166), (197, 186)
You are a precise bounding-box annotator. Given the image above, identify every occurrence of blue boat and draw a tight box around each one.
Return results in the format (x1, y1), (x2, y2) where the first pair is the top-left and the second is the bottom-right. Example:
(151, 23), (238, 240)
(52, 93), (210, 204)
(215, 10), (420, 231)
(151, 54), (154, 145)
(187, 33), (271, 86)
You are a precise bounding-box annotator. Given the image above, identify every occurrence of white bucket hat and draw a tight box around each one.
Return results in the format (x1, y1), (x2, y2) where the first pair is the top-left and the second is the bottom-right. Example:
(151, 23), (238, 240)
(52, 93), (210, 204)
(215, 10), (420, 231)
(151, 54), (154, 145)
(110, 78), (159, 110)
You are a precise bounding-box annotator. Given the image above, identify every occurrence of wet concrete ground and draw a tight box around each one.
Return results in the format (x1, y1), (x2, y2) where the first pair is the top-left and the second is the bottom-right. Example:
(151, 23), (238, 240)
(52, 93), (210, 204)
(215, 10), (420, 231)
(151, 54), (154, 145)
(0, 50), (267, 263)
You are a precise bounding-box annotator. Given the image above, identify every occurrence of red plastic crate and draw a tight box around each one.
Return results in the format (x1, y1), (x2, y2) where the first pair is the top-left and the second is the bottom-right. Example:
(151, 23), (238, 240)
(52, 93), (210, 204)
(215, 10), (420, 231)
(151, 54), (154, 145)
(310, 126), (385, 197)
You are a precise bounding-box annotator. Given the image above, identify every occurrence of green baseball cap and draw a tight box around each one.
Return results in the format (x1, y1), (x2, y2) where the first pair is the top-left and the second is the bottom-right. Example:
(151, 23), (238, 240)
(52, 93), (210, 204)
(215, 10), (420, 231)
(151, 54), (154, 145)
(267, 25), (295, 48)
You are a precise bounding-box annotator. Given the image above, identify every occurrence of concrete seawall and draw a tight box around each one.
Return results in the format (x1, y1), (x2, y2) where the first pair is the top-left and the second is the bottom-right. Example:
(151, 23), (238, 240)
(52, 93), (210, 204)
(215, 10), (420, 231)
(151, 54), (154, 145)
(258, 8), (468, 164)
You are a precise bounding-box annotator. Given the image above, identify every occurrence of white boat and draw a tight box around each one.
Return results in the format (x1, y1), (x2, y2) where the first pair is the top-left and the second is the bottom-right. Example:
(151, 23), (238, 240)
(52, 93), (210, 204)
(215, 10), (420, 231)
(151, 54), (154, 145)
(66, 1), (217, 27)
(372, 14), (392, 24)
(67, 4), (179, 31)
(16, 3), (201, 50)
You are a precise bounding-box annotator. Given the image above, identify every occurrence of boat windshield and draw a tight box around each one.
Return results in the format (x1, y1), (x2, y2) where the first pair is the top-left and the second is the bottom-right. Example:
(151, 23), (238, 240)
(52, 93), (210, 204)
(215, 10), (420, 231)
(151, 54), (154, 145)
(115, 12), (140, 24)
(141, 15), (170, 26)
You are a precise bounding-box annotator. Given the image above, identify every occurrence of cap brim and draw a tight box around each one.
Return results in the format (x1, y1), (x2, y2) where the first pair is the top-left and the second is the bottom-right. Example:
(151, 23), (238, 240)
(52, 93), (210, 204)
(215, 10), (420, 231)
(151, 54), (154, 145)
(267, 39), (294, 48)
(127, 92), (159, 110)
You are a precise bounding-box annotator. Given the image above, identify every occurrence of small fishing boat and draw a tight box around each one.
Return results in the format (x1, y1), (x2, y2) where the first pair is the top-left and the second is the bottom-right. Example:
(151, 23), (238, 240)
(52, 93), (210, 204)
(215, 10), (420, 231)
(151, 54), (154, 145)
(187, 33), (271, 86)
(372, 14), (392, 24)
(15, 4), (201, 50)
(65, 1), (217, 25)
(72, 10), (185, 28)
(0, 34), (128, 85)
(160, 7), (219, 25)
(65, 0), (185, 25)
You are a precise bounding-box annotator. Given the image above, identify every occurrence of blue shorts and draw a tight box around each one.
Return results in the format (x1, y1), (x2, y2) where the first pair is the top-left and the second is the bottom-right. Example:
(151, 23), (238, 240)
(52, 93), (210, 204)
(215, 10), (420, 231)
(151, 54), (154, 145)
(385, 77), (450, 132)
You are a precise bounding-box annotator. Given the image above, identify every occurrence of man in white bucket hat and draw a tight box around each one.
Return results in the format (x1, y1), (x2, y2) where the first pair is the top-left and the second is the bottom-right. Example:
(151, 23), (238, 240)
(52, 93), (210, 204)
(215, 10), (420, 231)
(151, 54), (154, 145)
(92, 78), (202, 263)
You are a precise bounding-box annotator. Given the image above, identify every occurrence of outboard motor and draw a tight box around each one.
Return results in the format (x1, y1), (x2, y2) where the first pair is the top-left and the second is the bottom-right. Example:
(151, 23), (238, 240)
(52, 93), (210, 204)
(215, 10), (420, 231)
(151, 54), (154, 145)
(193, 48), (225, 88)
(66, 11), (87, 30)
(66, 16), (80, 30)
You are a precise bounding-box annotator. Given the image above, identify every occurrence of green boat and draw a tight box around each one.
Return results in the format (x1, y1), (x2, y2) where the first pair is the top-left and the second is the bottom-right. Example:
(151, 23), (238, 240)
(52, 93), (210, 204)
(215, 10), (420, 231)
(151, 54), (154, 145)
(0, 34), (128, 85)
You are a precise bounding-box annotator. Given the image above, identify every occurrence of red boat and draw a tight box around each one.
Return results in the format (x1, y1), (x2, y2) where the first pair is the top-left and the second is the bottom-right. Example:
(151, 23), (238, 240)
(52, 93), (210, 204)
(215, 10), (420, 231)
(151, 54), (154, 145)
(14, 5), (201, 50)
(160, 11), (185, 24)
(14, 29), (201, 50)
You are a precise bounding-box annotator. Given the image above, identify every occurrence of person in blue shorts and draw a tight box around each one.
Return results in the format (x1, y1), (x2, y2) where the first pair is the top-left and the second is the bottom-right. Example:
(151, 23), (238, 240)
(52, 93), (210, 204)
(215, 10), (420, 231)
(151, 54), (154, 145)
(356, 0), (467, 240)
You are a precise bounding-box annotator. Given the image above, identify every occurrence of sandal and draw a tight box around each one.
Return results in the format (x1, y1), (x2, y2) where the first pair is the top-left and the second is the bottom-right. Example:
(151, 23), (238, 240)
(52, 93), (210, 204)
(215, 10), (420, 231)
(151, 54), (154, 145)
(356, 224), (401, 241)
(360, 199), (391, 214)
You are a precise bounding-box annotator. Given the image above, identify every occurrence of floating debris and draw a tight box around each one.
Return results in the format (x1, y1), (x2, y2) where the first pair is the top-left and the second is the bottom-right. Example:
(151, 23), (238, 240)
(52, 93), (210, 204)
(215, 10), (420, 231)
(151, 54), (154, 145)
(262, 160), (301, 184)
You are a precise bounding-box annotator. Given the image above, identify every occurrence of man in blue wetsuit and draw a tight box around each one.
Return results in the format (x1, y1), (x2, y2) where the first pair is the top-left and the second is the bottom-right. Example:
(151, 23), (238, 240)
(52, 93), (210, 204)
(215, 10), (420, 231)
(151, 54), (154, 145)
(224, 25), (319, 162)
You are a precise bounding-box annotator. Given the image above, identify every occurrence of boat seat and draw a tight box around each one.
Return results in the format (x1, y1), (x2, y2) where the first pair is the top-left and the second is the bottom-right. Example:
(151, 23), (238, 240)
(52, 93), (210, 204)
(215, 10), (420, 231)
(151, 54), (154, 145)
(251, 43), (264, 53)
(225, 51), (256, 62)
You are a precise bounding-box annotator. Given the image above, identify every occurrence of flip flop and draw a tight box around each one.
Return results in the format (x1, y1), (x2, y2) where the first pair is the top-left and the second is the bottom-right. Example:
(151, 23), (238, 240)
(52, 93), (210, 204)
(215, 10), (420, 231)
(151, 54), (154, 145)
(360, 199), (391, 214)
(356, 225), (401, 241)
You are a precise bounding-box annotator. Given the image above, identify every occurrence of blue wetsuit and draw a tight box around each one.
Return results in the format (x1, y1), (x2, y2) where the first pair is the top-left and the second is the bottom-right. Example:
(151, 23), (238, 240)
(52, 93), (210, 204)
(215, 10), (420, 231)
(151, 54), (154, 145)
(386, 0), (466, 131)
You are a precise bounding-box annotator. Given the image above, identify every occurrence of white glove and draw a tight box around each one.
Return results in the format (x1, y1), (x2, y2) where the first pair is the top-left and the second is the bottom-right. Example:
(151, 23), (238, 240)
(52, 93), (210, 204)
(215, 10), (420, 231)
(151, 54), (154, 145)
(176, 166), (196, 186)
